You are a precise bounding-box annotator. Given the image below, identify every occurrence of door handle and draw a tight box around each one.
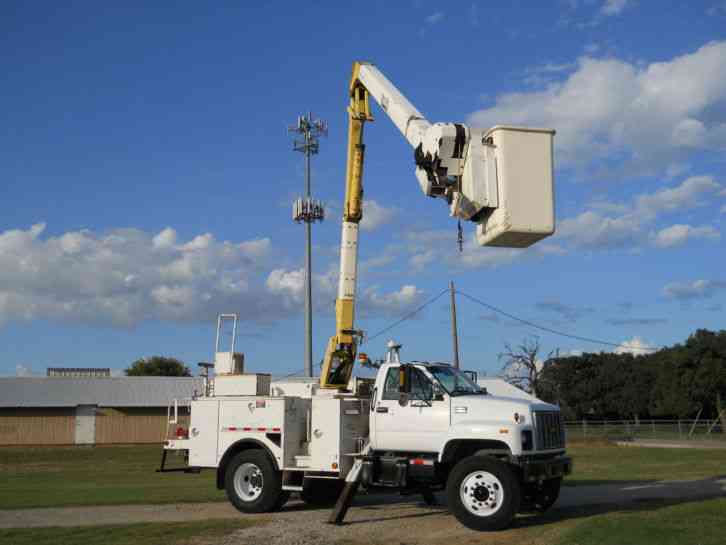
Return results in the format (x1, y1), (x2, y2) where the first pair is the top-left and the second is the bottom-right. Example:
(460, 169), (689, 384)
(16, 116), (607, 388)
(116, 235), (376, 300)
(376, 407), (388, 413)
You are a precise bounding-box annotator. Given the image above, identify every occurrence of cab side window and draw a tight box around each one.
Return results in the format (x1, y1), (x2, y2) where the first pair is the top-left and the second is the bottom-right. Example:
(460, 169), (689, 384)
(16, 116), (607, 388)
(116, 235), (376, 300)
(382, 367), (400, 400)
(410, 368), (433, 399)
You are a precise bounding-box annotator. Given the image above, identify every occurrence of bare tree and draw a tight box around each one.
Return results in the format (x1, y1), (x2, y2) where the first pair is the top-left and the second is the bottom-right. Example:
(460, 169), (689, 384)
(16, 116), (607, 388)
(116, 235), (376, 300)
(499, 337), (557, 397)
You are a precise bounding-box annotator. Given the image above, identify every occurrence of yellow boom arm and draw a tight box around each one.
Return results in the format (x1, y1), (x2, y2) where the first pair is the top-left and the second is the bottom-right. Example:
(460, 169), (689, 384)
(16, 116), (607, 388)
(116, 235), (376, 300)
(320, 63), (372, 389)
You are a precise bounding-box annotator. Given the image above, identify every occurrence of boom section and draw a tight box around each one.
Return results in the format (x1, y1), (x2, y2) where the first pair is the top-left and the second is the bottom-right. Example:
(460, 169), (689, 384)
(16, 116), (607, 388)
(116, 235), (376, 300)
(319, 64), (373, 389)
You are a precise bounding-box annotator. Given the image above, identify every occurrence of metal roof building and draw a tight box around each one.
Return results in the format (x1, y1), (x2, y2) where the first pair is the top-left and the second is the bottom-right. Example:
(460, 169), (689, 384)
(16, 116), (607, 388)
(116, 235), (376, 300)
(0, 377), (205, 408)
(0, 377), (204, 446)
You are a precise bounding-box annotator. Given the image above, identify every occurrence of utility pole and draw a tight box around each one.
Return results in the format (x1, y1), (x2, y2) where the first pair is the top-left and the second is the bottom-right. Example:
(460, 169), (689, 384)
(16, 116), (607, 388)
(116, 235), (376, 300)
(289, 113), (327, 377)
(450, 281), (460, 369)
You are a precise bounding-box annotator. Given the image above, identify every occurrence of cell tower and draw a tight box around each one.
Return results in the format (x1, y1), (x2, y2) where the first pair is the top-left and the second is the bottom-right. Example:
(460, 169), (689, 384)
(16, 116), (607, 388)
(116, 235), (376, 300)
(289, 113), (327, 378)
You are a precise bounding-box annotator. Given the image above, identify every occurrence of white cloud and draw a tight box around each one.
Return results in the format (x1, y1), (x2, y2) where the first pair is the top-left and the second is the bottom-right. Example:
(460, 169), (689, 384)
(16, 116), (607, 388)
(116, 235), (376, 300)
(0, 223), (281, 327)
(15, 364), (36, 377)
(663, 279), (726, 300)
(468, 41), (726, 174)
(360, 200), (397, 232)
(650, 224), (720, 248)
(152, 227), (177, 248)
(601, 0), (629, 16)
(265, 266), (423, 317)
(404, 228), (531, 271)
(635, 176), (720, 217)
(425, 12), (444, 24)
(557, 175), (722, 250)
(615, 336), (655, 356)
(360, 284), (424, 316)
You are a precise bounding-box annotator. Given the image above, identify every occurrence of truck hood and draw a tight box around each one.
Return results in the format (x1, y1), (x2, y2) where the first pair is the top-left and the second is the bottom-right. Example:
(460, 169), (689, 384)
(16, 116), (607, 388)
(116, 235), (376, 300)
(449, 394), (558, 425)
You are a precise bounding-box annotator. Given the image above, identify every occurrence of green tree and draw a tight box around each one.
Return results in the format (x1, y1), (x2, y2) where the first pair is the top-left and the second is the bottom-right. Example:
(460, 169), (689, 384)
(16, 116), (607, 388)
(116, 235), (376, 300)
(125, 356), (191, 377)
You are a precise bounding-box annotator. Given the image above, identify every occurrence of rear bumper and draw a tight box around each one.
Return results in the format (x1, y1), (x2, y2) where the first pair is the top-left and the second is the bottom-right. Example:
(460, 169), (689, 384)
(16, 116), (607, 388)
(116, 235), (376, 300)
(520, 455), (572, 482)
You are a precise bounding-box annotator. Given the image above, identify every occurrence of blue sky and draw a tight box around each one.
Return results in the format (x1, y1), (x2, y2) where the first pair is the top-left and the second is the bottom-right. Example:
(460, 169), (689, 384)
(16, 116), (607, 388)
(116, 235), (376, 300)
(2, 1), (725, 377)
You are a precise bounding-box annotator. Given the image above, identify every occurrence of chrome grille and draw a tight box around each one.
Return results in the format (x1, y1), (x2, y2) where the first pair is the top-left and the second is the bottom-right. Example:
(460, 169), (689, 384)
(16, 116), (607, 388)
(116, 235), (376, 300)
(534, 411), (565, 450)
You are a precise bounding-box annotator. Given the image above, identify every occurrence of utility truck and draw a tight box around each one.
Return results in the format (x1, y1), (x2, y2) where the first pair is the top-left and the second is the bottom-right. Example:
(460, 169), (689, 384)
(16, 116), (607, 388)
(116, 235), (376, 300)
(160, 62), (570, 531)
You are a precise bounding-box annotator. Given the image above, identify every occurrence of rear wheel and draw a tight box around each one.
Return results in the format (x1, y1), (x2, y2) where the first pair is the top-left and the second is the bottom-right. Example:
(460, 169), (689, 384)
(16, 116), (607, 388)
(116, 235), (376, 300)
(224, 450), (284, 513)
(300, 478), (345, 506)
(446, 456), (520, 531)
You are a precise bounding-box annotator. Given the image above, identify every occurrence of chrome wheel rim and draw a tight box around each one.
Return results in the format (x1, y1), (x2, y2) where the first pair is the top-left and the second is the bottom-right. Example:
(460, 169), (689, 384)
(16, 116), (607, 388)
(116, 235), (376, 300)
(234, 463), (263, 502)
(459, 471), (504, 517)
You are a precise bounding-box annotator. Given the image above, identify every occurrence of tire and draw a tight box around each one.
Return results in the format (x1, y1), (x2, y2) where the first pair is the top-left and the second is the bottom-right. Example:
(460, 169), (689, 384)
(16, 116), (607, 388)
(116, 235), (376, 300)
(300, 478), (345, 507)
(224, 450), (284, 513)
(521, 477), (561, 513)
(446, 456), (520, 531)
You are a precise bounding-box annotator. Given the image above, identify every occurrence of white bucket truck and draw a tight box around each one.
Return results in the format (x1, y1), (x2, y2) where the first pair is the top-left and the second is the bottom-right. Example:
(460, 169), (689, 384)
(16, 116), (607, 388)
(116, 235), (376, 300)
(162, 325), (570, 531)
(160, 61), (570, 530)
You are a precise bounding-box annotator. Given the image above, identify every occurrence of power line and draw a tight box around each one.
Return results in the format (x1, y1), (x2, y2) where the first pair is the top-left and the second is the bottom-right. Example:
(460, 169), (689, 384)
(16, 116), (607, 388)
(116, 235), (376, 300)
(456, 289), (659, 353)
(365, 288), (449, 343)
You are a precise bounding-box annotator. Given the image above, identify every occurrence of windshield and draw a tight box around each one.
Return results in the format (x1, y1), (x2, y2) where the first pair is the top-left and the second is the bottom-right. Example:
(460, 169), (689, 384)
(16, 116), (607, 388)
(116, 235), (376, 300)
(427, 366), (485, 396)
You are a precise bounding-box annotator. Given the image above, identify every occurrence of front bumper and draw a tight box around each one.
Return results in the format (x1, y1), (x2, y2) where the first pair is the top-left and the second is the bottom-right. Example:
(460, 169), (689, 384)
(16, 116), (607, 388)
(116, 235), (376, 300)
(520, 455), (572, 482)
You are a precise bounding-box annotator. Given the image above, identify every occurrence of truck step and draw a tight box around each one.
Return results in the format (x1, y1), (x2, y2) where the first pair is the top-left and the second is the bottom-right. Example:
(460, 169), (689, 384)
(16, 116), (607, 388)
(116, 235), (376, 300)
(294, 455), (311, 468)
(282, 485), (303, 492)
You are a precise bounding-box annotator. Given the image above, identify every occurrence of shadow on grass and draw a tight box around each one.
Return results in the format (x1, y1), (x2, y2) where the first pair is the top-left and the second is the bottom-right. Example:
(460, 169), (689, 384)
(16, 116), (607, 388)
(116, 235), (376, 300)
(564, 479), (657, 487)
(516, 474), (726, 530)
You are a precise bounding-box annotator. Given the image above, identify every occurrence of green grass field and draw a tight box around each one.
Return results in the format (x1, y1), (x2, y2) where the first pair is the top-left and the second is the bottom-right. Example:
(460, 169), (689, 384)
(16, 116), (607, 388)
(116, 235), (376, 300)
(1, 442), (724, 509)
(0, 445), (223, 509)
(565, 441), (726, 485)
(550, 498), (726, 545)
(0, 519), (257, 545)
(1, 443), (724, 545)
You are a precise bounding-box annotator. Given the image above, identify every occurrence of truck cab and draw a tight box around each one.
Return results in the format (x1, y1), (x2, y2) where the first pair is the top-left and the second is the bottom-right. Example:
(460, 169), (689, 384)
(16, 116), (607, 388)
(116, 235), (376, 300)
(371, 361), (566, 457)
(359, 361), (571, 530)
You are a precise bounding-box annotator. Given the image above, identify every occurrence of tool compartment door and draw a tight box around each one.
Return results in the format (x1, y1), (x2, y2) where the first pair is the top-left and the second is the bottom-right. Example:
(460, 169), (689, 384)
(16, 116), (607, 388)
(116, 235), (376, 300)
(188, 398), (220, 467)
(309, 398), (342, 472)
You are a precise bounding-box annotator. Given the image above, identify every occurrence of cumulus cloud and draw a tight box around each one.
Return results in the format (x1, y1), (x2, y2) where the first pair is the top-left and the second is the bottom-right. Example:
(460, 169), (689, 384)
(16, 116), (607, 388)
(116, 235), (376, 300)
(360, 200), (397, 232)
(404, 228), (537, 271)
(265, 266), (424, 318)
(600, 0), (629, 16)
(662, 279), (726, 300)
(15, 364), (36, 377)
(615, 336), (655, 355)
(0, 223), (285, 327)
(468, 41), (726, 174)
(424, 12), (444, 24)
(650, 224), (720, 248)
(557, 175), (722, 250)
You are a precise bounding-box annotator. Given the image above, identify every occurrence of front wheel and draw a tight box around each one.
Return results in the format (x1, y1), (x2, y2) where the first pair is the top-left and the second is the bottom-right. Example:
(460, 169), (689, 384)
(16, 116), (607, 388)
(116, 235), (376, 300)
(446, 456), (520, 531)
(224, 450), (285, 513)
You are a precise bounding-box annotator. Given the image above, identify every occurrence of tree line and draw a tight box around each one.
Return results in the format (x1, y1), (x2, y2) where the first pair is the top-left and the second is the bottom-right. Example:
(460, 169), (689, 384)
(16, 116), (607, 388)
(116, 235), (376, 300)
(528, 329), (726, 424)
